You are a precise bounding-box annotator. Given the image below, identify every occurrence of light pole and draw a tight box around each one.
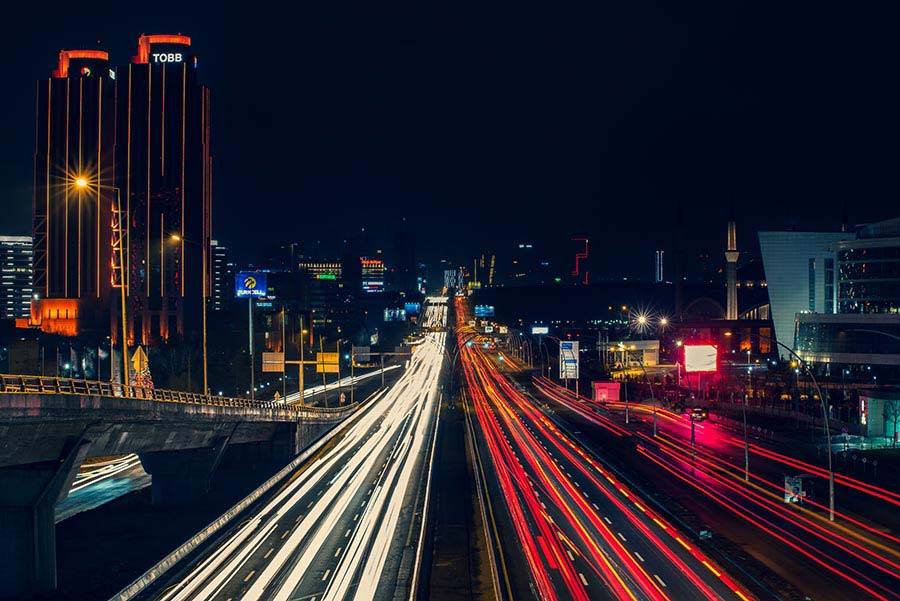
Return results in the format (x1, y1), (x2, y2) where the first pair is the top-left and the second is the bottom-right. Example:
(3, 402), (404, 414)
(170, 234), (208, 394)
(75, 176), (129, 387)
(740, 333), (835, 521)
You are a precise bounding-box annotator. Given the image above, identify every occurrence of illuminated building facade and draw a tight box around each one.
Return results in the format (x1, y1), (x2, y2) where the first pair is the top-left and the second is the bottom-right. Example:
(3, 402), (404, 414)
(32, 50), (116, 332)
(210, 239), (233, 311)
(0, 236), (33, 320)
(117, 34), (212, 345)
(361, 258), (385, 293)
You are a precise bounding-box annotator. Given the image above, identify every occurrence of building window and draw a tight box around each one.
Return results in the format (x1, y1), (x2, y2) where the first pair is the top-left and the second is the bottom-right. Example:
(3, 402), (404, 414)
(808, 259), (816, 312)
(824, 257), (835, 314)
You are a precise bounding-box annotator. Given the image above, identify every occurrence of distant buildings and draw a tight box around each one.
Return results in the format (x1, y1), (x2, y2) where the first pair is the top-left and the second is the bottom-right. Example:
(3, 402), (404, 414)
(210, 240), (234, 312)
(0, 236), (33, 320)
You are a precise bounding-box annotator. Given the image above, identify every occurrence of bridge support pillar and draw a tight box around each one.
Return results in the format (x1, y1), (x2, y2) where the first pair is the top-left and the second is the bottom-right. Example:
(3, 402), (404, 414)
(140, 436), (230, 505)
(0, 438), (89, 598)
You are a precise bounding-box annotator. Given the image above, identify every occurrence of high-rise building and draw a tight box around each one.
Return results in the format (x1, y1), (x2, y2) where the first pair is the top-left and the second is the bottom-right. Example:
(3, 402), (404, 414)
(361, 257), (385, 293)
(0, 236), (33, 320)
(32, 49), (116, 331)
(210, 240), (233, 312)
(390, 231), (416, 293)
(117, 34), (212, 346)
(654, 250), (664, 283)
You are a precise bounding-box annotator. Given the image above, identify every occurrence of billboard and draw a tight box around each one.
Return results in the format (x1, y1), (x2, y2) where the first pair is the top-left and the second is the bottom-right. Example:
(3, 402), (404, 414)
(531, 325), (549, 335)
(484, 325), (494, 333)
(684, 344), (717, 372)
(235, 272), (268, 298)
(384, 308), (407, 322)
(559, 340), (579, 379)
(404, 302), (421, 315)
(474, 305), (495, 317)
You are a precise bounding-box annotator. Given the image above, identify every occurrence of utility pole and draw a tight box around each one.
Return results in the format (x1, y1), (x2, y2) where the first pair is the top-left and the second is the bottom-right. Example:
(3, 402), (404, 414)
(248, 295), (255, 400)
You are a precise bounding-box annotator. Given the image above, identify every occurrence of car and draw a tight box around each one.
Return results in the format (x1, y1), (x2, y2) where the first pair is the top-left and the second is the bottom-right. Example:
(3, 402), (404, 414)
(690, 407), (709, 422)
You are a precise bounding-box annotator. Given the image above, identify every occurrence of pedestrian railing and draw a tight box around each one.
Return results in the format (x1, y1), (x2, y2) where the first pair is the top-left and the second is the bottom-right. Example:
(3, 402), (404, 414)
(0, 373), (355, 417)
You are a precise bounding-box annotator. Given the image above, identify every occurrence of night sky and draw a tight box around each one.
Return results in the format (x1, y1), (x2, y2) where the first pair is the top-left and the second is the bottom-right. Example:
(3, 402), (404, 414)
(2, 3), (898, 277)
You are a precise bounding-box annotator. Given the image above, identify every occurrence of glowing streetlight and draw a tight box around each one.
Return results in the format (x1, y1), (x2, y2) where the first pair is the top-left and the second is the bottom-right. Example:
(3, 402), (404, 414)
(658, 316), (669, 327)
(74, 176), (89, 189)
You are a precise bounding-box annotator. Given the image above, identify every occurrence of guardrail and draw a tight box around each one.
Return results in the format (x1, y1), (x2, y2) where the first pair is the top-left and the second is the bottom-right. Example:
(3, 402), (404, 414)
(0, 373), (354, 416)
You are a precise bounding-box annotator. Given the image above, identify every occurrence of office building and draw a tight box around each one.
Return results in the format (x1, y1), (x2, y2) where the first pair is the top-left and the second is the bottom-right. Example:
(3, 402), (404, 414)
(361, 257), (385, 293)
(0, 236), (33, 320)
(32, 49), (116, 333)
(654, 250), (664, 283)
(298, 260), (348, 330)
(390, 231), (416, 293)
(117, 34), (212, 346)
(759, 230), (852, 355)
(210, 240), (234, 312)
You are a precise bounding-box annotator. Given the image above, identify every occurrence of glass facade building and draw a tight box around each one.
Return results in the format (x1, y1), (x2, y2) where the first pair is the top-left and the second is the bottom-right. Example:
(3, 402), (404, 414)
(837, 240), (900, 314)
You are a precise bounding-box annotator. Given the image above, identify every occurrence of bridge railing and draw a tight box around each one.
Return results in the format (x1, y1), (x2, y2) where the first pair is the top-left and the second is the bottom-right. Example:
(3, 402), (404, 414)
(0, 374), (354, 417)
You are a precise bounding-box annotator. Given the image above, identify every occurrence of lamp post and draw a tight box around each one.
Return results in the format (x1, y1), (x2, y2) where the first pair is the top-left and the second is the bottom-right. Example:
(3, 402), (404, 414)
(170, 234), (208, 394)
(740, 333), (835, 521)
(75, 176), (130, 388)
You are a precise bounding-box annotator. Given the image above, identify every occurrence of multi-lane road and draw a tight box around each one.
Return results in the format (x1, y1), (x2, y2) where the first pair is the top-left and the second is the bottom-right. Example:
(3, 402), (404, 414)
(532, 374), (900, 601)
(136, 299), (448, 601)
(456, 299), (751, 601)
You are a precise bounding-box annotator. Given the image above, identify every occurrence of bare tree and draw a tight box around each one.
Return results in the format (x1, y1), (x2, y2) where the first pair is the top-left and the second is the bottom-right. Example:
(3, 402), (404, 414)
(885, 400), (900, 447)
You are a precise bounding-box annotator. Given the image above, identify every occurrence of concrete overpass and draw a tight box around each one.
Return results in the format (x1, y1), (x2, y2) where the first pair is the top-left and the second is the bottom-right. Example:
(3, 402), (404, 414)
(0, 374), (359, 598)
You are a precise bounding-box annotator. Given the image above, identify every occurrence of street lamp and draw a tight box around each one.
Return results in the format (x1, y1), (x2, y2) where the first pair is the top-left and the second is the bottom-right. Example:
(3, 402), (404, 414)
(169, 233), (208, 394)
(74, 175), (129, 387)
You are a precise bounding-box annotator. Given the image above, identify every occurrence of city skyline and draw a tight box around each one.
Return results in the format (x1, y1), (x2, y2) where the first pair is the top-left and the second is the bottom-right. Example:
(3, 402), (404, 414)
(1, 4), (899, 272)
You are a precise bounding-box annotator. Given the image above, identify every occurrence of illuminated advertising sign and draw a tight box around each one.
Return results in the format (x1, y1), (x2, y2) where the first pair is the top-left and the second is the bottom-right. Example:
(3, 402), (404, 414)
(152, 52), (184, 63)
(384, 308), (407, 322)
(474, 305), (495, 317)
(405, 302), (421, 315)
(235, 272), (267, 298)
(684, 344), (717, 372)
(531, 326), (549, 335)
(484, 325), (494, 333)
(559, 341), (579, 379)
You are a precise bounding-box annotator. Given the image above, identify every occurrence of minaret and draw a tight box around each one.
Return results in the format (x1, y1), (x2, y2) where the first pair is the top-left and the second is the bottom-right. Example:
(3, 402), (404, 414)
(725, 220), (739, 320)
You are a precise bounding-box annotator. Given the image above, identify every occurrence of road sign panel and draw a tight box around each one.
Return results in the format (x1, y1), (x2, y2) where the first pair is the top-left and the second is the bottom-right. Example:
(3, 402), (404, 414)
(316, 352), (340, 374)
(131, 346), (149, 374)
(262, 351), (285, 373)
(559, 341), (579, 379)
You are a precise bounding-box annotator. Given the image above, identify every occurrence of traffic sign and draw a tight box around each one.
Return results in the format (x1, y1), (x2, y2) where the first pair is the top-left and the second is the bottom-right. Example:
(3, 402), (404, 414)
(559, 341), (579, 379)
(131, 346), (149, 374)
(316, 352), (340, 374)
(262, 351), (285, 373)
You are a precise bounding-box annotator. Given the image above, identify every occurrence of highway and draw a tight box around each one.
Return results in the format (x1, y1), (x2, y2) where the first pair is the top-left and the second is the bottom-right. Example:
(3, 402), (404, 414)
(532, 376), (900, 601)
(457, 300), (750, 601)
(141, 299), (448, 601)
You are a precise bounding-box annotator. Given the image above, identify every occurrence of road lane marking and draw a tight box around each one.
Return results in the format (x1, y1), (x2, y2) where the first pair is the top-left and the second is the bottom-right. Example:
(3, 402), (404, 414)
(263, 547), (274, 559)
(654, 574), (667, 588)
(322, 568), (331, 581)
(634, 552), (645, 563)
(353, 513), (359, 521)
(281, 530), (290, 539)
(567, 550), (575, 561)
(603, 516), (611, 524)
(579, 573), (588, 586)
(243, 570), (256, 583)
(617, 532), (626, 542)
(344, 529), (351, 538)
(335, 547), (343, 557)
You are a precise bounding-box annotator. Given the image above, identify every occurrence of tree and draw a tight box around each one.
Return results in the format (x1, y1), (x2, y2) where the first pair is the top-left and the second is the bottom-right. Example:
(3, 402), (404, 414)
(885, 400), (900, 447)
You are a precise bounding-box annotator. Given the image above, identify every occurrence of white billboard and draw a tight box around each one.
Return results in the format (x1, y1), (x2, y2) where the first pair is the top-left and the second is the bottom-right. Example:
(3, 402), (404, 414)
(559, 341), (579, 379)
(684, 344), (717, 372)
(531, 326), (549, 335)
